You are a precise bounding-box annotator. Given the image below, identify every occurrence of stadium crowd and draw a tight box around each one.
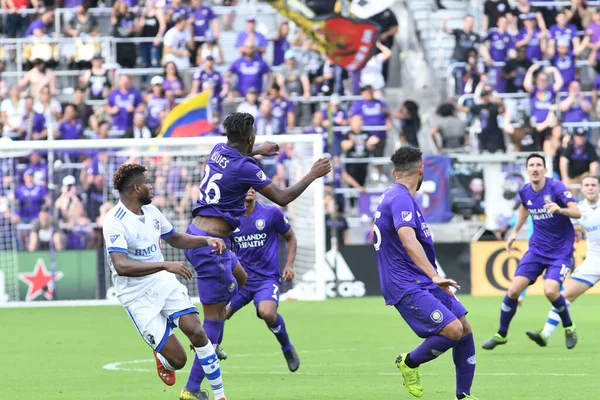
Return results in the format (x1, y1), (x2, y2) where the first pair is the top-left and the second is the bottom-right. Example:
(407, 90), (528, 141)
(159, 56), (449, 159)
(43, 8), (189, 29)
(0, 0), (401, 251)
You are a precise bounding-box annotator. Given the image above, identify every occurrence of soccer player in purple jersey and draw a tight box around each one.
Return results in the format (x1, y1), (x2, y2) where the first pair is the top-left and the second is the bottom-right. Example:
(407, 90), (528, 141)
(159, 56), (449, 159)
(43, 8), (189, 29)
(482, 153), (581, 351)
(373, 147), (477, 400)
(214, 188), (300, 371)
(180, 112), (331, 400)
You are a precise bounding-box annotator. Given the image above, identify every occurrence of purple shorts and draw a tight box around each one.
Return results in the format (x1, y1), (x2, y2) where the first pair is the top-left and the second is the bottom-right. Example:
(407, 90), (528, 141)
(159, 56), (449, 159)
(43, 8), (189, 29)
(516, 251), (572, 285)
(184, 225), (238, 305)
(227, 278), (281, 317)
(394, 287), (467, 339)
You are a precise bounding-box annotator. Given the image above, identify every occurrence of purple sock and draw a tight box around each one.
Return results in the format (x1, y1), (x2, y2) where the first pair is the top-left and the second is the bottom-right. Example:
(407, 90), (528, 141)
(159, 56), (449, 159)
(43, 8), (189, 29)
(266, 314), (292, 352)
(453, 333), (476, 396)
(186, 319), (224, 393)
(498, 295), (518, 337)
(551, 295), (572, 327)
(409, 334), (459, 366)
(217, 324), (224, 345)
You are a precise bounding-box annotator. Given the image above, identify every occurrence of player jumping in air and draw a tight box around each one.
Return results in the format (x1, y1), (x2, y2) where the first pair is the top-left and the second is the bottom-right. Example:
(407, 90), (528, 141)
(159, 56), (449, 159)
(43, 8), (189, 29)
(373, 147), (477, 399)
(482, 153), (581, 350)
(181, 112), (331, 400)
(214, 188), (300, 371)
(102, 164), (228, 400)
(526, 175), (600, 348)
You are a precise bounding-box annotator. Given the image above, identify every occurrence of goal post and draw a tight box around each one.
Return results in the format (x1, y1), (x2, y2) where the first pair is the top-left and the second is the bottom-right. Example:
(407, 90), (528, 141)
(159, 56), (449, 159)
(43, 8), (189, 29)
(0, 135), (326, 302)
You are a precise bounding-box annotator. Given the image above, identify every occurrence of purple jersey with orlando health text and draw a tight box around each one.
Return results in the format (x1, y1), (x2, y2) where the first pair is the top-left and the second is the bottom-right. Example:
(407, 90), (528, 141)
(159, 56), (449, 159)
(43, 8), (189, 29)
(373, 183), (437, 306)
(520, 178), (575, 259)
(107, 89), (143, 131)
(192, 142), (273, 230)
(530, 88), (555, 124)
(349, 99), (388, 139)
(485, 29), (515, 61)
(231, 202), (291, 282)
(517, 28), (543, 61)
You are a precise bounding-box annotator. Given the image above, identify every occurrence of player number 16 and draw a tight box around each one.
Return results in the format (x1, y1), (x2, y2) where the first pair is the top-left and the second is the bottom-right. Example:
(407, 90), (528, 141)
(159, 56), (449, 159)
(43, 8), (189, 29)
(198, 165), (223, 204)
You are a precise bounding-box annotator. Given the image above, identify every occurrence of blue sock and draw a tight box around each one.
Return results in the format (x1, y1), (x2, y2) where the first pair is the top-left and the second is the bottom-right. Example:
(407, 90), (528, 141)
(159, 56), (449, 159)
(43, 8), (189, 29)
(498, 295), (518, 337)
(551, 295), (573, 327)
(266, 314), (292, 352)
(453, 333), (476, 396)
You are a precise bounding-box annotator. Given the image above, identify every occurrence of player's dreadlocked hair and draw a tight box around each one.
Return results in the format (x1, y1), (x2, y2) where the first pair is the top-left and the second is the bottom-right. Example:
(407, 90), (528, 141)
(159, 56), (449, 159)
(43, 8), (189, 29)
(113, 163), (147, 193)
(390, 146), (423, 174)
(223, 112), (255, 142)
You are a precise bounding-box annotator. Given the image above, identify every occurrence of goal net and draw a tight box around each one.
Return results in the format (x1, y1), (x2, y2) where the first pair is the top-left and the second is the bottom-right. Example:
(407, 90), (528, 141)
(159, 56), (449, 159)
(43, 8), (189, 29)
(0, 135), (326, 302)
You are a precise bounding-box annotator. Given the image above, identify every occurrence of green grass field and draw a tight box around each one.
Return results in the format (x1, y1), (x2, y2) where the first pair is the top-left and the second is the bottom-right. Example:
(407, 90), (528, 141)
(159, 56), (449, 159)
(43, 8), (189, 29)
(2, 295), (599, 400)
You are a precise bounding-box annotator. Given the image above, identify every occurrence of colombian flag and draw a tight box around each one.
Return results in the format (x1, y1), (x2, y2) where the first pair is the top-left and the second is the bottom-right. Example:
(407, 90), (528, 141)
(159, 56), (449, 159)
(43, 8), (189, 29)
(157, 91), (213, 138)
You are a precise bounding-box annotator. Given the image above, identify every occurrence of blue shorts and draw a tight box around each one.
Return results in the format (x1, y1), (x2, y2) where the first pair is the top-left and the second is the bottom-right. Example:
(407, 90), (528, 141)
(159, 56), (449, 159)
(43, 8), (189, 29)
(516, 251), (572, 285)
(184, 224), (238, 305)
(227, 278), (281, 317)
(394, 287), (467, 339)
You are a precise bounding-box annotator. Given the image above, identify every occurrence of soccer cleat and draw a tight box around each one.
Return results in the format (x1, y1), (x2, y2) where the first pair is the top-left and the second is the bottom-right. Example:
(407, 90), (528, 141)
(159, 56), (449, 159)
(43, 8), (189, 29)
(526, 330), (548, 347)
(481, 333), (507, 350)
(455, 394), (479, 400)
(283, 346), (300, 372)
(565, 326), (578, 349)
(179, 388), (209, 400)
(153, 351), (176, 386)
(395, 353), (423, 398)
(215, 344), (228, 361)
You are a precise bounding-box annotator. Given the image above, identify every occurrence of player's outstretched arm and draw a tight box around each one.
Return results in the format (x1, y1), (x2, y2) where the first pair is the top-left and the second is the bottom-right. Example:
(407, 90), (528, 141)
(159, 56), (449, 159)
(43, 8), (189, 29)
(397, 226), (460, 291)
(109, 252), (194, 280)
(163, 232), (226, 253)
(544, 200), (581, 219)
(249, 141), (280, 157)
(259, 157), (331, 206)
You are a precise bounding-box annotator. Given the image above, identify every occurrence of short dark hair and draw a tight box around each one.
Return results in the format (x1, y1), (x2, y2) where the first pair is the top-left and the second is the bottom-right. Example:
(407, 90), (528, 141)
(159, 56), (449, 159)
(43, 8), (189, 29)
(223, 112), (255, 142)
(113, 164), (147, 193)
(526, 153), (546, 168)
(391, 146), (423, 174)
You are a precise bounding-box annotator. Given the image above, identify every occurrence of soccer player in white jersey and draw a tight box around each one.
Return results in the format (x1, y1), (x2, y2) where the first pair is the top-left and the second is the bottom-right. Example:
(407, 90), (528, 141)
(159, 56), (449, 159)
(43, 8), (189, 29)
(527, 175), (600, 348)
(102, 164), (228, 400)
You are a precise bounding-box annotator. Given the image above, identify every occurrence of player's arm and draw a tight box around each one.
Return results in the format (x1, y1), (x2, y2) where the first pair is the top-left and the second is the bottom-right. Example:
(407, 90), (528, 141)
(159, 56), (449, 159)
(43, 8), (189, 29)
(163, 232), (226, 253)
(259, 158), (331, 207)
(281, 229), (297, 281)
(108, 252), (193, 279)
(397, 226), (460, 290)
(547, 201), (581, 219)
(506, 204), (529, 252)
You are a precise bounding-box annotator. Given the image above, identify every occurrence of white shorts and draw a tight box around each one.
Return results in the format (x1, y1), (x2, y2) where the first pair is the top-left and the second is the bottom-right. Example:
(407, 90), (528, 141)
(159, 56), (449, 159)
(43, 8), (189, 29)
(124, 277), (197, 352)
(571, 255), (600, 287)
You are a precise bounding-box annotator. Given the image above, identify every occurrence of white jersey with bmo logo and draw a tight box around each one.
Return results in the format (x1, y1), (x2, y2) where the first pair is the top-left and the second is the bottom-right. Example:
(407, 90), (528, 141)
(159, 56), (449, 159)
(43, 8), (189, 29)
(571, 199), (600, 286)
(102, 201), (197, 351)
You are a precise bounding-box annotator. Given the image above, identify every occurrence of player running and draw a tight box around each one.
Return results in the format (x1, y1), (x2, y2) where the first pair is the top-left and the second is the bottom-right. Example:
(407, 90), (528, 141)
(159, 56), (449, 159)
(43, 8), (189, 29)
(373, 147), (477, 400)
(482, 153), (581, 351)
(102, 164), (228, 400)
(526, 175), (600, 348)
(215, 188), (300, 371)
(181, 112), (330, 400)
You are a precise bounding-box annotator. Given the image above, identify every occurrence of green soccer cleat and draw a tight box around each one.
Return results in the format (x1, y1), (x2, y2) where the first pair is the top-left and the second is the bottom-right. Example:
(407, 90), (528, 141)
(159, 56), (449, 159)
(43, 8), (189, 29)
(455, 394), (479, 400)
(215, 344), (228, 361)
(395, 353), (423, 398)
(179, 388), (209, 400)
(526, 330), (548, 347)
(481, 333), (507, 350)
(565, 325), (578, 350)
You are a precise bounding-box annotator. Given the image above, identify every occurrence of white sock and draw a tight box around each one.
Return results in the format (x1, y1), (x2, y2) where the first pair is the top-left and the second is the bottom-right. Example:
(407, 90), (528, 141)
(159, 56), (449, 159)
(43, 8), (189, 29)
(156, 352), (176, 371)
(541, 299), (572, 339)
(195, 341), (225, 399)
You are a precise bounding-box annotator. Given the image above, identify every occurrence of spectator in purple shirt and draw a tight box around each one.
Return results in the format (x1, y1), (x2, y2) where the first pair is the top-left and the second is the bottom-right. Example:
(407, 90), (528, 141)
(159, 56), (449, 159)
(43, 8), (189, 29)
(14, 169), (49, 224)
(524, 63), (563, 141)
(24, 152), (48, 187)
(189, 0), (220, 61)
(235, 16), (267, 55)
(269, 83), (294, 133)
(255, 99), (282, 136)
(162, 61), (186, 98)
(165, 0), (191, 28)
(21, 96), (47, 141)
(550, 38), (577, 91)
(322, 94), (348, 129)
(559, 81), (592, 125)
(586, 10), (600, 67)
(191, 55), (223, 95)
(516, 13), (547, 62)
(228, 45), (271, 96)
(145, 76), (170, 134)
(24, 9), (55, 37)
(106, 75), (144, 132)
(273, 20), (290, 67)
(548, 10), (582, 55)
(58, 104), (84, 141)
